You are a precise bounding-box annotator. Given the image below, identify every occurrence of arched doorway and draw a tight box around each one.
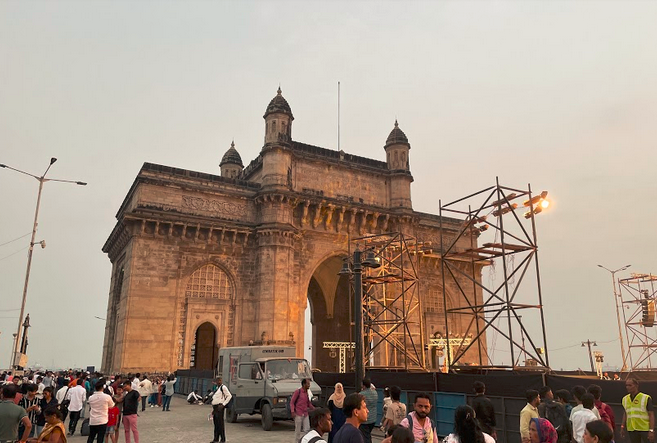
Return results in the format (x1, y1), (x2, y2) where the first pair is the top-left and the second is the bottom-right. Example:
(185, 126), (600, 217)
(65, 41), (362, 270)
(192, 322), (218, 370)
(306, 254), (351, 372)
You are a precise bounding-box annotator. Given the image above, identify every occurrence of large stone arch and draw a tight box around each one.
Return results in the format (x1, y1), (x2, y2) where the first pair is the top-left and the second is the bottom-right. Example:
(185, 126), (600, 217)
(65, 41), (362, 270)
(303, 251), (351, 371)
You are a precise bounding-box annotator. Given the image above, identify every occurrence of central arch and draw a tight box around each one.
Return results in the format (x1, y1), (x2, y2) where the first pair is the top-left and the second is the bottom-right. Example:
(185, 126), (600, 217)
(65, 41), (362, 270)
(306, 254), (351, 372)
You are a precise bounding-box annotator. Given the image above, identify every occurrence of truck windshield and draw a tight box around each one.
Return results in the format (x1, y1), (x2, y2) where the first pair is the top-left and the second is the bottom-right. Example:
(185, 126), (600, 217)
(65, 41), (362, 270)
(266, 359), (312, 381)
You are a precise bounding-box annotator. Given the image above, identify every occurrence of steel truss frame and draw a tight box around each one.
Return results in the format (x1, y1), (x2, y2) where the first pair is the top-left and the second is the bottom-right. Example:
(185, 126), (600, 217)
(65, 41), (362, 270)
(618, 273), (657, 370)
(438, 178), (550, 370)
(353, 232), (427, 371)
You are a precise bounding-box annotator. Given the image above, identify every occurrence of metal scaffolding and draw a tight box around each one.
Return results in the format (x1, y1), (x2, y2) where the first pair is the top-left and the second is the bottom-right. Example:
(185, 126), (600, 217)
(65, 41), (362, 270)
(438, 179), (550, 370)
(618, 273), (657, 370)
(353, 232), (427, 371)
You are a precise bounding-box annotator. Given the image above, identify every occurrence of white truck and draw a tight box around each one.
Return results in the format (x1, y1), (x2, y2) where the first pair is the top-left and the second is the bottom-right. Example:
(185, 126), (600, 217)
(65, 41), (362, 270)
(217, 345), (320, 431)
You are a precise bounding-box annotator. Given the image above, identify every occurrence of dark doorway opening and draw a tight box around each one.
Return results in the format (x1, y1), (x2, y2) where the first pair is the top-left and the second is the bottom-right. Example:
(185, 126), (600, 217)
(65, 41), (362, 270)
(192, 322), (218, 370)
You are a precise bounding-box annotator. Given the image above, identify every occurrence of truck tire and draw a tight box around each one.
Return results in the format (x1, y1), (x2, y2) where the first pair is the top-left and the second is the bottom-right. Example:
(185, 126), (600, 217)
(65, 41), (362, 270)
(226, 405), (238, 423)
(261, 403), (273, 431)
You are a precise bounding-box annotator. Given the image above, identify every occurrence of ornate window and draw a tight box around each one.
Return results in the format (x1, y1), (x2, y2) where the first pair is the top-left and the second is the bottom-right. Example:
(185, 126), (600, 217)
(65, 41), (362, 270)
(186, 264), (233, 299)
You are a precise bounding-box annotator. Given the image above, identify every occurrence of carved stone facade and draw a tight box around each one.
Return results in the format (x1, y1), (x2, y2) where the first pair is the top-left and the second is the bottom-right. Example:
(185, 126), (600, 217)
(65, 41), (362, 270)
(101, 89), (485, 373)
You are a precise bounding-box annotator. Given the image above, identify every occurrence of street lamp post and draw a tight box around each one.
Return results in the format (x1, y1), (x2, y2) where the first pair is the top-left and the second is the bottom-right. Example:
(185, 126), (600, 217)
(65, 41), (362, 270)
(339, 247), (380, 390)
(598, 264), (631, 372)
(1, 158), (86, 369)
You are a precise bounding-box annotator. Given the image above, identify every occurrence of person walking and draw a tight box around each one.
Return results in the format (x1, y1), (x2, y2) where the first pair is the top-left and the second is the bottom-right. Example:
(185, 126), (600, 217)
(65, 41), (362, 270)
(333, 393), (368, 443)
(587, 385), (615, 433)
(137, 376), (151, 412)
(18, 384), (40, 439)
(399, 393), (438, 443)
(443, 404), (495, 443)
(0, 384), (32, 443)
(471, 381), (497, 439)
(537, 386), (571, 443)
(571, 394), (597, 443)
(520, 390), (540, 443)
(28, 406), (67, 443)
(621, 378), (654, 443)
(210, 377), (232, 443)
(358, 378), (378, 443)
(161, 375), (176, 412)
(571, 386), (600, 420)
(35, 387), (58, 436)
(291, 378), (315, 443)
(328, 383), (346, 443)
(583, 420), (614, 443)
(120, 381), (140, 443)
(301, 408), (333, 443)
(381, 386), (406, 432)
(66, 379), (86, 437)
(86, 380), (115, 443)
(529, 418), (558, 443)
(110, 385), (124, 443)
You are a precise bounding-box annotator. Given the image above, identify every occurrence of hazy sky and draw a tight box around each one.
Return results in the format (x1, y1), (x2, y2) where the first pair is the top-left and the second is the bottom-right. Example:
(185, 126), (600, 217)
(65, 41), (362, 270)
(1, 1), (656, 372)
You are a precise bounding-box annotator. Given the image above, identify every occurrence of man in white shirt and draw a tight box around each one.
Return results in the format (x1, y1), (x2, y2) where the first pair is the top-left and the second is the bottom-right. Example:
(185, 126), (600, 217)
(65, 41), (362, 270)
(138, 375), (152, 412)
(211, 377), (233, 443)
(87, 380), (115, 443)
(131, 373), (141, 391)
(66, 381), (87, 436)
(571, 393), (597, 443)
(301, 407), (332, 443)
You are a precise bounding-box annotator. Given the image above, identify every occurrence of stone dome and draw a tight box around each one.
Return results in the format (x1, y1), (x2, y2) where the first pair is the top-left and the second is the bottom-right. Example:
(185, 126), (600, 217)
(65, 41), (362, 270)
(220, 141), (244, 167)
(264, 87), (294, 119)
(385, 120), (409, 147)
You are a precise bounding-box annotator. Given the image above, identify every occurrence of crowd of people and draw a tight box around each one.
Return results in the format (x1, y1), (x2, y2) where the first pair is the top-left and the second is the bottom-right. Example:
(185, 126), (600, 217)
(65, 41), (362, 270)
(0, 369), (177, 443)
(292, 376), (644, 443)
(3, 369), (652, 443)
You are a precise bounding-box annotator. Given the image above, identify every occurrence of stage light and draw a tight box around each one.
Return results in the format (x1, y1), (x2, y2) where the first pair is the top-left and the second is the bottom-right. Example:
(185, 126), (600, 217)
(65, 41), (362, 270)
(492, 203), (518, 217)
(540, 199), (550, 209)
(523, 191), (548, 207)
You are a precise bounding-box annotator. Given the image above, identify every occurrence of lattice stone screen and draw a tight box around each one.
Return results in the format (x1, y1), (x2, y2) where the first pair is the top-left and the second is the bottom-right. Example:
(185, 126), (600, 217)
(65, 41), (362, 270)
(186, 264), (233, 299)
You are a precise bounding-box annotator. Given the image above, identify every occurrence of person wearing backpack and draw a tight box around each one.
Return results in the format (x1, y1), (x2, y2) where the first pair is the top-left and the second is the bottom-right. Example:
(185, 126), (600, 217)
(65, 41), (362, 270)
(399, 392), (438, 443)
(537, 386), (571, 443)
(211, 377), (232, 443)
(301, 407), (333, 443)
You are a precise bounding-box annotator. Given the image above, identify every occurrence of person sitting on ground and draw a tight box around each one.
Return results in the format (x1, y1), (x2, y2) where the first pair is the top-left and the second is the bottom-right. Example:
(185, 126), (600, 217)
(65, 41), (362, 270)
(27, 406), (66, 443)
(571, 394), (598, 443)
(301, 407), (333, 443)
(444, 404), (495, 443)
(186, 390), (202, 404)
(583, 419), (613, 443)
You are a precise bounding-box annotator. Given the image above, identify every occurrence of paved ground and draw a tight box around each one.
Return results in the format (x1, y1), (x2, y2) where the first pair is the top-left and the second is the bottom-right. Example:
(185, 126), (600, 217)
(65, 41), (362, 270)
(64, 395), (385, 443)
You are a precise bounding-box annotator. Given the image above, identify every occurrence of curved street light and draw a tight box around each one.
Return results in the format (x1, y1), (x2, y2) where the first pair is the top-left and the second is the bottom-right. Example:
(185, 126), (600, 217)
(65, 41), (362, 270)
(1, 158), (86, 369)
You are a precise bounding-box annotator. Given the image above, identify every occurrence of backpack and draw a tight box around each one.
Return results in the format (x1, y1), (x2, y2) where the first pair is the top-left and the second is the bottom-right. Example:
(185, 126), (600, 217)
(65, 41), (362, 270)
(544, 402), (571, 442)
(219, 385), (234, 409)
(301, 436), (323, 443)
(406, 412), (437, 439)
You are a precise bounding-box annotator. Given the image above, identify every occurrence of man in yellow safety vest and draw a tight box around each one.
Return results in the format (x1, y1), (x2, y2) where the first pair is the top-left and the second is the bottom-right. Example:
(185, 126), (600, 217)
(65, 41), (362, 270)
(621, 378), (655, 443)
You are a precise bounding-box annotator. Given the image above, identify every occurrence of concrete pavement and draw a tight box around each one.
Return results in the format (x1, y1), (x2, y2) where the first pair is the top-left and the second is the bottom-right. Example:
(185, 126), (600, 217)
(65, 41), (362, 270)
(64, 395), (385, 443)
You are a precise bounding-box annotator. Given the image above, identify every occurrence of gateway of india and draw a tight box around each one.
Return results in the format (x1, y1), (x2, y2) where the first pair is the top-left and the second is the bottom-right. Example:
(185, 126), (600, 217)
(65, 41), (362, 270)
(101, 88), (484, 374)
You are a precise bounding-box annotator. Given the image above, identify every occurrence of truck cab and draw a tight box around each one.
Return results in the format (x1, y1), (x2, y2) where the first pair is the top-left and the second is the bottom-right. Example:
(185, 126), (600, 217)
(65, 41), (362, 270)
(217, 346), (320, 431)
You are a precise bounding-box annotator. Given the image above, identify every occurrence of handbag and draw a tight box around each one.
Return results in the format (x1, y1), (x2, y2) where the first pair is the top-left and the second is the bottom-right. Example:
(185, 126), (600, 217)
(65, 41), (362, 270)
(58, 387), (71, 414)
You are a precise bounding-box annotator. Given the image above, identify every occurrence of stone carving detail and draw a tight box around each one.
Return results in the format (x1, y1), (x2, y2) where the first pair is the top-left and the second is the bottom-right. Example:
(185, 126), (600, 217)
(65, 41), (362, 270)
(182, 196), (247, 217)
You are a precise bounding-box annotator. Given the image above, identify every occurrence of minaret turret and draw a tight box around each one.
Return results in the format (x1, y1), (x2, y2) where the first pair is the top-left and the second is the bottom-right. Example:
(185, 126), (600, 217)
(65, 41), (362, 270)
(263, 87), (294, 144)
(220, 140), (244, 179)
(384, 120), (413, 209)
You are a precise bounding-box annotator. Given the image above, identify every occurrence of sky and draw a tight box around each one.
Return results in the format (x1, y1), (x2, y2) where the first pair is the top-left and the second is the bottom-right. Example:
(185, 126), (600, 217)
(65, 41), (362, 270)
(1, 1), (656, 372)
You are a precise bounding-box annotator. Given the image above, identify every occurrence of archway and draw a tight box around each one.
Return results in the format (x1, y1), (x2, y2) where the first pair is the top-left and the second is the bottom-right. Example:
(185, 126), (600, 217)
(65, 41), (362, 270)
(192, 322), (218, 371)
(306, 254), (351, 372)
